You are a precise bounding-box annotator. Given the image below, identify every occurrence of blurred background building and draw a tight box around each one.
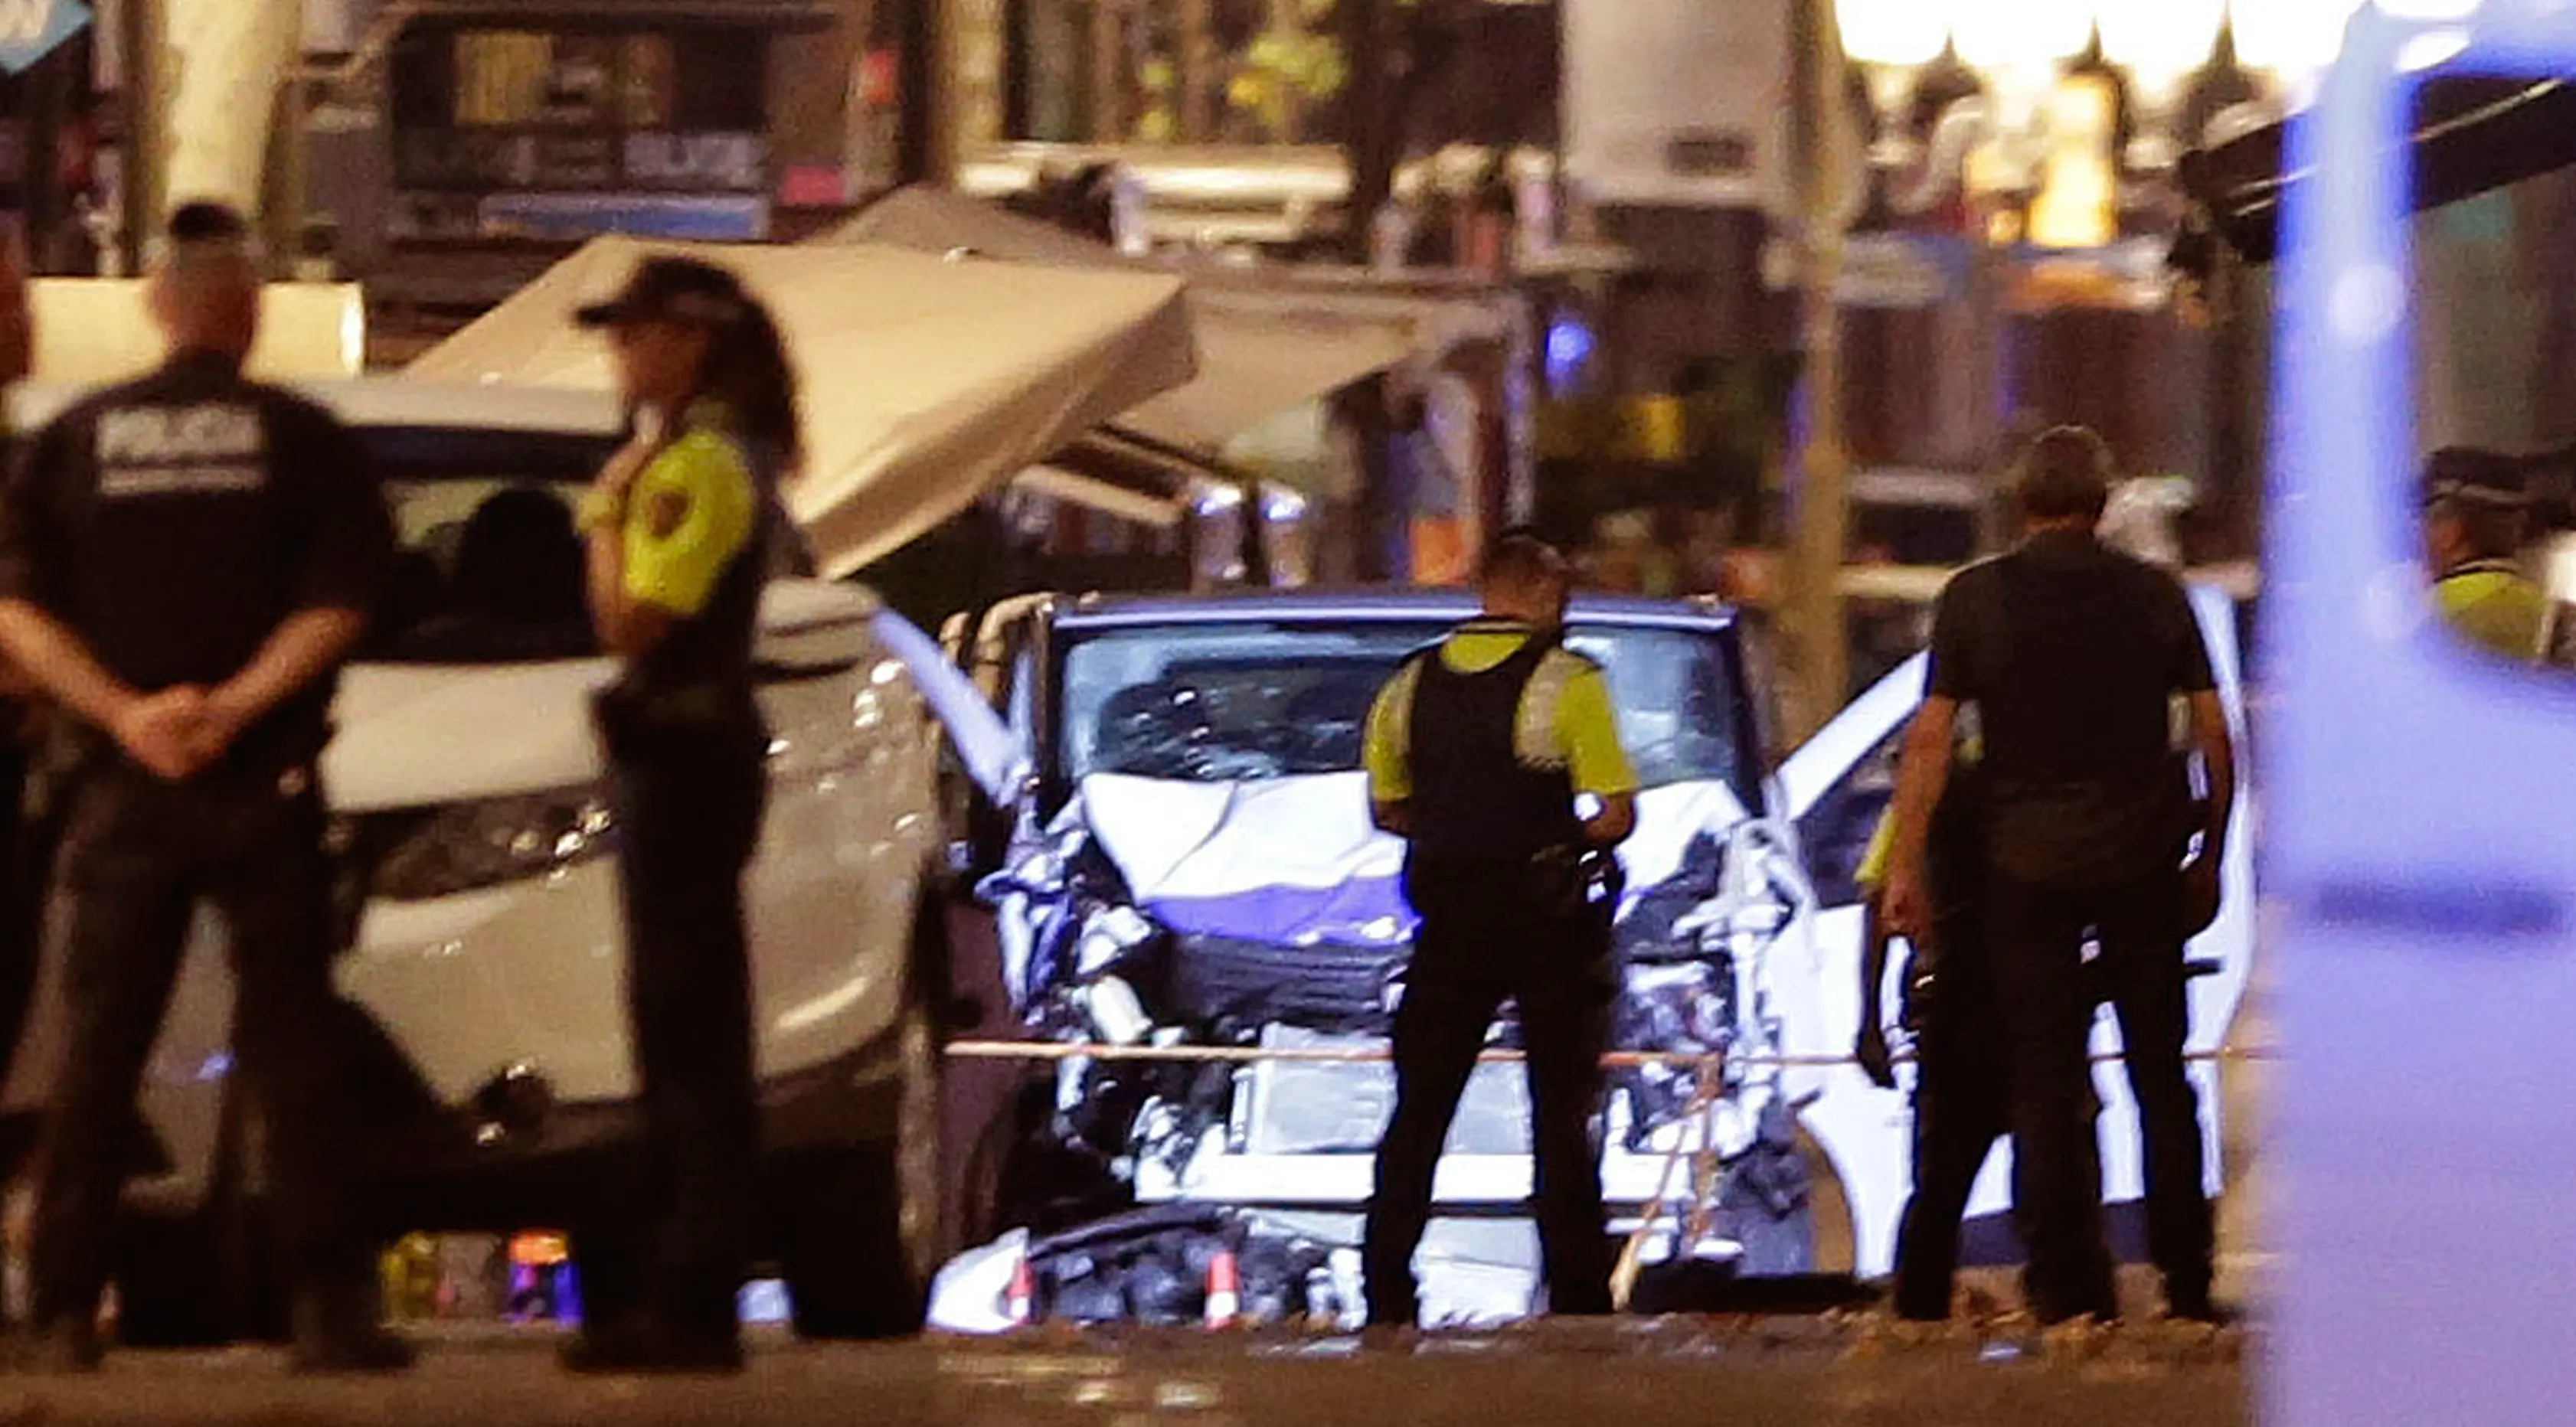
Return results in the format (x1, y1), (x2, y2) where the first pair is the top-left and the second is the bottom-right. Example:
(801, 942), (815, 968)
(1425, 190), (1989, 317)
(0, 0), (2366, 707)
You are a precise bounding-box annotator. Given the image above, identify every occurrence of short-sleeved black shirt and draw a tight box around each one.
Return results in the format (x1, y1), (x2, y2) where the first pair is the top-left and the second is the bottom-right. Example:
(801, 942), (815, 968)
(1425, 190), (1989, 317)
(0, 351), (394, 771)
(1926, 530), (2216, 880)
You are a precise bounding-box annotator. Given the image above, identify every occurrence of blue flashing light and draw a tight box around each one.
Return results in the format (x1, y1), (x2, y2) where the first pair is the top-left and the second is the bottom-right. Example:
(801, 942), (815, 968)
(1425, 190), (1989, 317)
(1544, 318), (1597, 393)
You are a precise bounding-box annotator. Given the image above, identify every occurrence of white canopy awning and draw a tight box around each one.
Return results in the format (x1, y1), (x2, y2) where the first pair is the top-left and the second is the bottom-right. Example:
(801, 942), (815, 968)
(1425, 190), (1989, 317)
(405, 236), (1195, 576)
(825, 188), (1423, 456)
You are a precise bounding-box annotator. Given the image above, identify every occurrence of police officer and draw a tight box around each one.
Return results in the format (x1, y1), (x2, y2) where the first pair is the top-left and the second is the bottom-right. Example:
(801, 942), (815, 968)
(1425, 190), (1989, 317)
(1860, 730), (2117, 1321)
(0, 229), (41, 1094)
(1359, 533), (1637, 1327)
(1854, 733), (2012, 1320)
(0, 201), (407, 1373)
(559, 256), (794, 1374)
(2424, 448), (2545, 661)
(1885, 427), (2234, 1325)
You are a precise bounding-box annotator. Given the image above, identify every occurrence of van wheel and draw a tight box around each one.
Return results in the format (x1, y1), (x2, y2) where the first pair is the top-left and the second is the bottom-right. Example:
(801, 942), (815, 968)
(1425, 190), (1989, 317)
(1710, 1122), (1858, 1279)
(779, 991), (941, 1339)
(1796, 1126), (1857, 1276)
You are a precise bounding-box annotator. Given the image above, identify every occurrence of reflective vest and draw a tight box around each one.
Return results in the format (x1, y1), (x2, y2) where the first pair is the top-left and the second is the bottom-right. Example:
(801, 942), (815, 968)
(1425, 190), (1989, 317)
(2436, 561), (2547, 661)
(1404, 632), (1583, 864)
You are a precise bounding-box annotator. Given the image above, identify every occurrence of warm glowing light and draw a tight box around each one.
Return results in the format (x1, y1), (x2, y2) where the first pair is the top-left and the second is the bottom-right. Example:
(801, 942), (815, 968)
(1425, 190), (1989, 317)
(1950, 0), (2091, 69)
(2028, 74), (2121, 250)
(2097, 0), (2227, 87)
(1835, 0), (1951, 67)
(2231, 0), (2367, 75)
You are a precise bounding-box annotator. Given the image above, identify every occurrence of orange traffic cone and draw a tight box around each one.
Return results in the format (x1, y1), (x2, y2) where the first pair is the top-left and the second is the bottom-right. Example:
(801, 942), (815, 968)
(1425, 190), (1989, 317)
(1006, 1256), (1036, 1327)
(1204, 1250), (1242, 1330)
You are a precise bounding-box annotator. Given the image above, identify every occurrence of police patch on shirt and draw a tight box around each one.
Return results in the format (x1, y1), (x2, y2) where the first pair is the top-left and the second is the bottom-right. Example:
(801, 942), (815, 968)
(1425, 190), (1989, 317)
(646, 488), (691, 540)
(94, 402), (269, 498)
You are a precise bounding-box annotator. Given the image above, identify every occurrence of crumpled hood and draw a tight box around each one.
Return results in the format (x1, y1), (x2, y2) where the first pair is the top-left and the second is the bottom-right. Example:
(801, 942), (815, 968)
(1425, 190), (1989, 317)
(323, 659), (619, 813)
(1075, 772), (1755, 947)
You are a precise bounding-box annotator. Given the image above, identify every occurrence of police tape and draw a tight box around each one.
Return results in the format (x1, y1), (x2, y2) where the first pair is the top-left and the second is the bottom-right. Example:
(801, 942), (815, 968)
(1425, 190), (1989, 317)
(940, 1039), (2280, 1069)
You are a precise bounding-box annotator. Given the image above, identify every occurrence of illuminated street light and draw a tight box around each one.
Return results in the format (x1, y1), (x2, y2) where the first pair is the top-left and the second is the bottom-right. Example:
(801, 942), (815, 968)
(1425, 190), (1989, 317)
(1834, 0), (1950, 67)
(2098, 0), (2227, 168)
(1947, 0), (2092, 211)
(1950, 0), (2091, 70)
(2099, 0), (2226, 93)
(2230, 0), (2366, 81)
(2028, 73), (2122, 247)
(1836, 0), (1954, 166)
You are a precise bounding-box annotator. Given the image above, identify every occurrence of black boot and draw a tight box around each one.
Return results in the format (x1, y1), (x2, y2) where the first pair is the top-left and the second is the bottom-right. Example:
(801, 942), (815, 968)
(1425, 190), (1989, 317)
(289, 1278), (417, 1376)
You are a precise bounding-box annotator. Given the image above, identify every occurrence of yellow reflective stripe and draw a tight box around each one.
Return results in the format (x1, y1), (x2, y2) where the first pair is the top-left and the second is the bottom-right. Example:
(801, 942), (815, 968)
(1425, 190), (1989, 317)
(1855, 811), (1895, 890)
(621, 431), (757, 617)
(2437, 569), (2546, 660)
(1553, 663), (1639, 798)
(1363, 660), (1421, 805)
(1440, 629), (1528, 674)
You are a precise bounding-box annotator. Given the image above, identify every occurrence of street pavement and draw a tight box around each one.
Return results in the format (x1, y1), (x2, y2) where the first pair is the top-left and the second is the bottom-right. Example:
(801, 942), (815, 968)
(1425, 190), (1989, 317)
(0, 1314), (2246, 1427)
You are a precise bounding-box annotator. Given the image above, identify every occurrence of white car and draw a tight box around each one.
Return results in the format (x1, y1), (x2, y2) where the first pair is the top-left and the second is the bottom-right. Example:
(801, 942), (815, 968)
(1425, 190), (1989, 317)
(929, 586), (2255, 1327)
(0, 378), (959, 1344)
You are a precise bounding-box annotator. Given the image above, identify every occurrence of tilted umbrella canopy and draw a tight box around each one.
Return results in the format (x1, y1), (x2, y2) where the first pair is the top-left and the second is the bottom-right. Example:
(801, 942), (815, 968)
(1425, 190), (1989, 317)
(407, 235), (1196, 576)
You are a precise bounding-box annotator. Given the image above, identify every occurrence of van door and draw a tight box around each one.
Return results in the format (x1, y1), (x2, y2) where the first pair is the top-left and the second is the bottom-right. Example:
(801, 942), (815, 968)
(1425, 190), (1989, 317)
(2271, 15), (2576, 1424)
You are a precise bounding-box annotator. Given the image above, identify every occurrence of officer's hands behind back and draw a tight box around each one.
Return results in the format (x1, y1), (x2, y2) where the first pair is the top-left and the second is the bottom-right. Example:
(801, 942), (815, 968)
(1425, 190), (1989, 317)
(111, 684), (241, 782)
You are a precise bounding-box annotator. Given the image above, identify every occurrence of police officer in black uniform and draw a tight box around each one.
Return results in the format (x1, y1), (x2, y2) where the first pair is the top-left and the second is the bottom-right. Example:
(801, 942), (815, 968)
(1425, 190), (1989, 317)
(1855, 741), (2010, 1320)
(1359, 534), (1639, 1327)
(558, 257), (795, 1374)
(0, 201), (407, 1373)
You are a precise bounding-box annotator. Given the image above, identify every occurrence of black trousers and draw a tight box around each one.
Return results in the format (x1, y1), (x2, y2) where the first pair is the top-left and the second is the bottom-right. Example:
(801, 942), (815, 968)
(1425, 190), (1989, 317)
(1986, 867), (2212, 1321)
(1889, 965), (2011, 1321)
(29, 760), (366, 1329)
(592, 723), (767, 1335)
(0, 732), (36, 1095)
(1363, 859), (1615, 1326)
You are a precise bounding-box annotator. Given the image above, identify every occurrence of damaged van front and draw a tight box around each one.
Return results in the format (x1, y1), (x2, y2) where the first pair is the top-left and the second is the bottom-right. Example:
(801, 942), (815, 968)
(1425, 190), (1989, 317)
(931, 587), (2254, 1330)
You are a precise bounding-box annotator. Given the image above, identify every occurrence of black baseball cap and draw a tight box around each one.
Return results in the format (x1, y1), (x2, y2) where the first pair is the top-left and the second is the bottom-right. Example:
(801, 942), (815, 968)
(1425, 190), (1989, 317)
(2424, 447), (2531, 509)
(574, 255), (753, 330)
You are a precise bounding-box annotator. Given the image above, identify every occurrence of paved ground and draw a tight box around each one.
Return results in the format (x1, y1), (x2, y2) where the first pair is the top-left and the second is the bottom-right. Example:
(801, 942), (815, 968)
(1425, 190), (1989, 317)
(0, 1316), (2247, 1427)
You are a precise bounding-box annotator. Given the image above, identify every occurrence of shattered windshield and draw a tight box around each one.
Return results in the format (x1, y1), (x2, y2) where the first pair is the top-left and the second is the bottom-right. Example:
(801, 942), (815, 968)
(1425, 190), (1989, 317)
(1054, 619), (1741, 791)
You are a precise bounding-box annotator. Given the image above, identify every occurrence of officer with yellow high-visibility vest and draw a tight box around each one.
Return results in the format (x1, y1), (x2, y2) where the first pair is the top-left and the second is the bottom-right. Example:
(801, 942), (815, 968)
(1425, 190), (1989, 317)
(561, 256), (798, 1374)
(2424, 448), (2546, 661)
(1358, 533), (1638, 1328)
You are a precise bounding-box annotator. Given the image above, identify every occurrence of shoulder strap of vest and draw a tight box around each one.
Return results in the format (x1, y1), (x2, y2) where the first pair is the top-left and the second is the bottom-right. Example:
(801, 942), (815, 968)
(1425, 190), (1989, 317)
(1485, 625), (1563, 695)
(1420, 621), (1559, 675)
